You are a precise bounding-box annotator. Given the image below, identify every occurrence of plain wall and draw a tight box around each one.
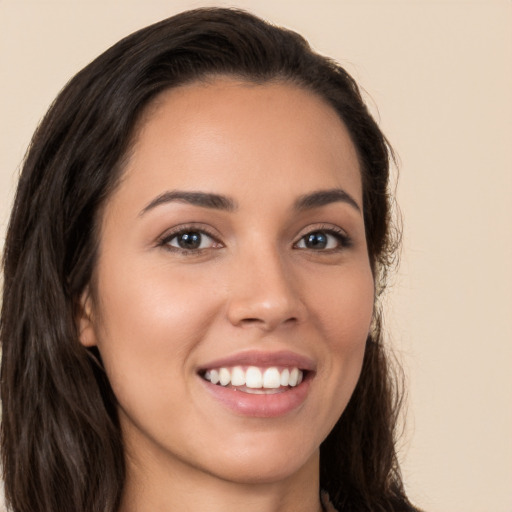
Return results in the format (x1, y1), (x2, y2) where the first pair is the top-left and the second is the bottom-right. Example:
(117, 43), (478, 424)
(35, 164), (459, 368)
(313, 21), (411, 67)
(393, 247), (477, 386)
(1, 1), (511, 511)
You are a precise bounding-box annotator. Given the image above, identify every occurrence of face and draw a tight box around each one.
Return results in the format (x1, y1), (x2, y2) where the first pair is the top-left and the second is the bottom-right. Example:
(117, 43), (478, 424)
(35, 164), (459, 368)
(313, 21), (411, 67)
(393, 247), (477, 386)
(80, 79), (374, 487)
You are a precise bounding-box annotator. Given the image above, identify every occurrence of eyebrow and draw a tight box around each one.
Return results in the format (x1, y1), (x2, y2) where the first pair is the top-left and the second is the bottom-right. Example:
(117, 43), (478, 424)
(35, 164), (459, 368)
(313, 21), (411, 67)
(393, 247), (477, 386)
(294, 188), (361, 213)
(140, 190), (237, 216)
(139, 187), (361, 216)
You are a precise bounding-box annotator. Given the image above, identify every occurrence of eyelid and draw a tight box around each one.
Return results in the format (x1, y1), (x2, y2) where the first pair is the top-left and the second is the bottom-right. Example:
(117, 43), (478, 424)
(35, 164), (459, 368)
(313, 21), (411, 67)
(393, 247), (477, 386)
(156, 222), (352, 254)
(293, 224), (352, 250)
(157, 223), (223, 253)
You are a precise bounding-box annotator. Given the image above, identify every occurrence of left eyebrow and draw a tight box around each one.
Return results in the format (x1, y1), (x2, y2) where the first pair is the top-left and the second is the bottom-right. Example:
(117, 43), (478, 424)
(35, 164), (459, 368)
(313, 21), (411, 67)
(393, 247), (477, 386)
(294, 188), (361, 213)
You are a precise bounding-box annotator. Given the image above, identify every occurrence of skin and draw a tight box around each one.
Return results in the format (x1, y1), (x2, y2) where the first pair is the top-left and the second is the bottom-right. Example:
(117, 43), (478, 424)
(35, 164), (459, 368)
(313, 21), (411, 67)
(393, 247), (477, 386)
(79, 78), (374, 512)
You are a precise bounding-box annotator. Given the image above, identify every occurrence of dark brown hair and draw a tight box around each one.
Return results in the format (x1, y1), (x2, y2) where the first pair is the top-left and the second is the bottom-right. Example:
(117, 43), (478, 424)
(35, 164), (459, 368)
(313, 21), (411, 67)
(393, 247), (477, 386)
(1, 7), (417, 512)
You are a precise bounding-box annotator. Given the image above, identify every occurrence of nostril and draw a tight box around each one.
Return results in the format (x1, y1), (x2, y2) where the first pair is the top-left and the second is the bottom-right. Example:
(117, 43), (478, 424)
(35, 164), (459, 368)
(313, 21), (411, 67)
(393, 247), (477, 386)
(226, 283), (305, 330)
(238, 315), (298, 329)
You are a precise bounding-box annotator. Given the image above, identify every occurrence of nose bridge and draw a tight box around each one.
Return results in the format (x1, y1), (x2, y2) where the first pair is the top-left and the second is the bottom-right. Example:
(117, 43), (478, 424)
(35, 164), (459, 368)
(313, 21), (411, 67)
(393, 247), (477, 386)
(226, 240), (303, 330)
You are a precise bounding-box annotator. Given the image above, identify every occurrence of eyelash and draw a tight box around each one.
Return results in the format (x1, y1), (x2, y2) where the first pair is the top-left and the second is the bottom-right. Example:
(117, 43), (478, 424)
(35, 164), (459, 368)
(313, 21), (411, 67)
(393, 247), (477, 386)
(293, 225), (353, 252)
(158, 225), (222, 255)
(158, 224), (352, 255)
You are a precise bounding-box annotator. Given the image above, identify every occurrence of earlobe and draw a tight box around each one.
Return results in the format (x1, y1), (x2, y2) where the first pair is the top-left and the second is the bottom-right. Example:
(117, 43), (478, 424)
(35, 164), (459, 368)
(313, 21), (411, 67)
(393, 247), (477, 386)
(77, 288), (97, 347)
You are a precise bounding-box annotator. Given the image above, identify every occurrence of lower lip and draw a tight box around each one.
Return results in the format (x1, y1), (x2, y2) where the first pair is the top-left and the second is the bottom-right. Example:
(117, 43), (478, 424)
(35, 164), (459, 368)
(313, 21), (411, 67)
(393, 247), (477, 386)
(200, 376), (312, 418)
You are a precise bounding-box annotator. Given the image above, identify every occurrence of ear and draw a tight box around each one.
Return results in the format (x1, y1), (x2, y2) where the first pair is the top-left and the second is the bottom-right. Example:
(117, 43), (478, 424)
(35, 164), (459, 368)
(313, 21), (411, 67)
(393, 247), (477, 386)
(77, 288), (97, 347)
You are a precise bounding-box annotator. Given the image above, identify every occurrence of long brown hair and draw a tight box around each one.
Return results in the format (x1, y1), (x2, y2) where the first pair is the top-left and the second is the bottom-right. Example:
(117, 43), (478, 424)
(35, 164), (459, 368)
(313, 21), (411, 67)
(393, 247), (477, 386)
(1, 8), (417, 511)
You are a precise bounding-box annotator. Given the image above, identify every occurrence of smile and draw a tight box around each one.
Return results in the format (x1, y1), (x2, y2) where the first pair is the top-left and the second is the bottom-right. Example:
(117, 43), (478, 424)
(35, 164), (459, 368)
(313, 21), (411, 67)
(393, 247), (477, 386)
(198, 351), (315, 417)
(202, 366), (304, 393)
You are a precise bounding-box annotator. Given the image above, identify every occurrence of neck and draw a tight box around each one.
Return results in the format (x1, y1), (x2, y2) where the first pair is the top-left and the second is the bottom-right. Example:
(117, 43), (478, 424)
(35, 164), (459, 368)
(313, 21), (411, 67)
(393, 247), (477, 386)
(119, 448), (323, 512)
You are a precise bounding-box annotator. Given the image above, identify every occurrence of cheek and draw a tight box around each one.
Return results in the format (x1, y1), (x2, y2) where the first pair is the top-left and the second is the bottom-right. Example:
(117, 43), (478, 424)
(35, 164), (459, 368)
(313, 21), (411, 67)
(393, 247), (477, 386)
(96, 257), (222, 340)
(307, 263), (374, 417)
(311, 262), (374, 345)
(91, 261), (224, 402)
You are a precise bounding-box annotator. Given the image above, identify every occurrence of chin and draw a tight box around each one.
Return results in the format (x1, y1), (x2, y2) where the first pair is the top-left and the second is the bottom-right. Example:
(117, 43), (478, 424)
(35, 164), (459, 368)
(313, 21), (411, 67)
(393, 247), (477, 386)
(208, 448), (318, 486)
(195, 430), (321, 485)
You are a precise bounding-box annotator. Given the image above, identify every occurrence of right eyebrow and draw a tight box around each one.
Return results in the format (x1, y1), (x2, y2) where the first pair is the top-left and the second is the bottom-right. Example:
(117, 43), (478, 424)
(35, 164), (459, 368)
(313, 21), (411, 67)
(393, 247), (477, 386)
(139, 190), (237, 216)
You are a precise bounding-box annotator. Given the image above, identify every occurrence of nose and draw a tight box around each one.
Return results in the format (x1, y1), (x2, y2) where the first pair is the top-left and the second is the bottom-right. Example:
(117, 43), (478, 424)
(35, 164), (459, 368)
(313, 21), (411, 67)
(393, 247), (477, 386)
(226, 247), (306, 331)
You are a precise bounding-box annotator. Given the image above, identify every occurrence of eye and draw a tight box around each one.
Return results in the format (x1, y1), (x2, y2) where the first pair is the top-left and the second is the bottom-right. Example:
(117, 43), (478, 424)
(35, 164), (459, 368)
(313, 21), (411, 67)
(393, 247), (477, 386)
(294, 229), (351, 251)
(160, 228), (221, 253)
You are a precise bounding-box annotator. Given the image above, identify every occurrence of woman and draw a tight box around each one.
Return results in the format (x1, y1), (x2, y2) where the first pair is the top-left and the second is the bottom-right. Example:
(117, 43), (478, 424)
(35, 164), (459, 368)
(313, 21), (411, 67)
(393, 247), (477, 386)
(1, 7), (419, 512)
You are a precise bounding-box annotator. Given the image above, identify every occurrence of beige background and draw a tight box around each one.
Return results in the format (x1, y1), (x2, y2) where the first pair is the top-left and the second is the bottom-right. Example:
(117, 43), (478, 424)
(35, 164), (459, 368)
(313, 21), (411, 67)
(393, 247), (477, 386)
(1, 1), (511, 511)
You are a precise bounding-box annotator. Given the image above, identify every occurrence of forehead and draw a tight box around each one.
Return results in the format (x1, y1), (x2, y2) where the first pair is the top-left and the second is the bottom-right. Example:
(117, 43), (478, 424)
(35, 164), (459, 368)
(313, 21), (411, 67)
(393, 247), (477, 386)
(117, 78), (362, 210)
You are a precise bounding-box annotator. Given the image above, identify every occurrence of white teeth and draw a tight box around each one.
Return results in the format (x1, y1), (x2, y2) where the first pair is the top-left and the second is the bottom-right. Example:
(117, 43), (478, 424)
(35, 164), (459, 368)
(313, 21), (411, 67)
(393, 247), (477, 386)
(206, 369), (220, 385)
(246, 367), (263, 388)
(288, 367), (299, 386)
(263, 367), (281, 389)
(231, 366), (245, 386)
(203, 366), (304, 389)
(219, 367), (231, 386)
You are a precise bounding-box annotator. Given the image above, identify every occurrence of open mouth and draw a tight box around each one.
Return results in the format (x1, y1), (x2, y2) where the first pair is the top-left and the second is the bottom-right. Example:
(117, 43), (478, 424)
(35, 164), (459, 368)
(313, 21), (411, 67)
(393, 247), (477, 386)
(199, 366), (307, 394)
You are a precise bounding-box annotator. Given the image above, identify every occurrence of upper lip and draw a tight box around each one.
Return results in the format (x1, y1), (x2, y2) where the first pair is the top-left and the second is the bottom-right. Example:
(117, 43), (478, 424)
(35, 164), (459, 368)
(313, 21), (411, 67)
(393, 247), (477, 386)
(198, 350), (316, 372)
